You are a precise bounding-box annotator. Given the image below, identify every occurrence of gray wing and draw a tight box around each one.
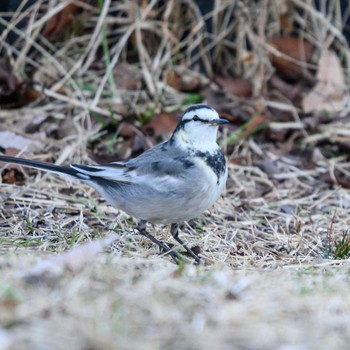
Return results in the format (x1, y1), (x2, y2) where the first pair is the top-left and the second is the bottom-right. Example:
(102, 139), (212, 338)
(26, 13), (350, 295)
(125, 142), (194, 178)
(71, 140), (193, 182)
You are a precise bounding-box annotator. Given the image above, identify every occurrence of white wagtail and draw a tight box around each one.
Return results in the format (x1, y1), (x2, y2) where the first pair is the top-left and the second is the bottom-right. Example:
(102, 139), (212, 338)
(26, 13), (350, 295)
(0, 104), (228, 263)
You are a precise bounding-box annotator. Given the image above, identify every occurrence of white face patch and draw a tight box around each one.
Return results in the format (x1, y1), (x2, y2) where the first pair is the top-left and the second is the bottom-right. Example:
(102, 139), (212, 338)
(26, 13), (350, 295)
(173, 105), (222, 152)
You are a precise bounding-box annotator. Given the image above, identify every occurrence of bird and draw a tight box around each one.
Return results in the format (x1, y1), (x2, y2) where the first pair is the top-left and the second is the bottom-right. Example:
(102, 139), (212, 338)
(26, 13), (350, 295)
(0, 104), (228, 264)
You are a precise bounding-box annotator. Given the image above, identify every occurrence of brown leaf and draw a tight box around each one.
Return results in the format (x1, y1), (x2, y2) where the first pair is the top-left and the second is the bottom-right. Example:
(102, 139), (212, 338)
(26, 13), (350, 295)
(229, 156), (246, 165)
(302, 50), (347, 113)
(270, 37), (315, 80)
(226, 114), (268, 144)
(142, 112), (178, 137)
(215, 76), (252, 98)
(241, 114), (268, 138)
(114, 64), (142, 90)
(22, 85), (43, 103)
(119, 122), (137, 138)
(164, 69), (205, 92)
(219, 112), (236, 123)
(42, 3), (82, 37)
(4, 147), (22, 157)
(165, 70), (182, 90)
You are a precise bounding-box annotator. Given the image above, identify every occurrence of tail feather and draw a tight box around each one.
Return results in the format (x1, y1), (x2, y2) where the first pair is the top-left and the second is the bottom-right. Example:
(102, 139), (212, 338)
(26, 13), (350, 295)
(71, 163), (130, 182)
(0, 155), (90, 180)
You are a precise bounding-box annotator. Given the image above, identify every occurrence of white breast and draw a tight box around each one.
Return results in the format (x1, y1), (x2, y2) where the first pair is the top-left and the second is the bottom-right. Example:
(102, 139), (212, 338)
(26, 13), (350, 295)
(192, 157), (227, 211)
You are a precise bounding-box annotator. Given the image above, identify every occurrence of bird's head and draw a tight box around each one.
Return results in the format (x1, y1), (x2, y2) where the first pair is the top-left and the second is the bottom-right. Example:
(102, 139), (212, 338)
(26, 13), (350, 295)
(171, 104), (228, 151)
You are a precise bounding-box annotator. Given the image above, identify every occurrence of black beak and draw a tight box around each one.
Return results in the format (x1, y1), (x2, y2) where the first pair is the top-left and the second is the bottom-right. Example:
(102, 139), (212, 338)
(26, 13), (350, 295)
(210, 118), (229, 125)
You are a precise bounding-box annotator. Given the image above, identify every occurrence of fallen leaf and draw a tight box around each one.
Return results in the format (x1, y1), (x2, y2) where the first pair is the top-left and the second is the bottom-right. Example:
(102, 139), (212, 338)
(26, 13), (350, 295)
(302, 50), (347, 113)
(225, 114), (268, 144)
(229, 156), (246, 165)
(142, 112), (178, 137)
(270, 37), (315, 81)
(114, 63), (142, 90)
(164, 70), (182, 90)
(215, 76), (252, 98)
(164, 68), (207, 92)
(42, 3), (82, 37)
(0, 130), (44, 152)
(242, 114), (268, 136)
(22, 84), (43, 103)
(4, 147), (22, 157)
(119, 122), (137, 138)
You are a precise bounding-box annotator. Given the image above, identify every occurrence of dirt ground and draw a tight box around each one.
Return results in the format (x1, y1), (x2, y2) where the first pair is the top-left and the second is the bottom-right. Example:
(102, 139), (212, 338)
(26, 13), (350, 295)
(1, 253), (350, 349)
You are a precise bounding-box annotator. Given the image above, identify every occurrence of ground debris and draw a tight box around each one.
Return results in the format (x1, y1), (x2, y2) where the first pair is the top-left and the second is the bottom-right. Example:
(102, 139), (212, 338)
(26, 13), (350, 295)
(20, 234), (119, 284)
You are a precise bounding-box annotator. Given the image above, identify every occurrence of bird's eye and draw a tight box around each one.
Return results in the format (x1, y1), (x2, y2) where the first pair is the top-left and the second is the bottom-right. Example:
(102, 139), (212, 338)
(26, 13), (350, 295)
(193, 115), (200, 121)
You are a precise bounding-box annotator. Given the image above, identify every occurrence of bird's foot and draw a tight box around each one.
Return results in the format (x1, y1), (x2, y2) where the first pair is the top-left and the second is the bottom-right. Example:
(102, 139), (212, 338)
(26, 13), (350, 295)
(137, 221), (183, 264)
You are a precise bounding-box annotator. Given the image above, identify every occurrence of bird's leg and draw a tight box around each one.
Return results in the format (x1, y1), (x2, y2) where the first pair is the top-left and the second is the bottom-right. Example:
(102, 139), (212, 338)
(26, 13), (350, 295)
(136, 220), (182, 264)
(170, 223), (201, 264)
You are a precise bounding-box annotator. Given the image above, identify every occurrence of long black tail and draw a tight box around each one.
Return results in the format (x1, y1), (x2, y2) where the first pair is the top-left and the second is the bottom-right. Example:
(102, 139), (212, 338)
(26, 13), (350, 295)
(0, 155), (90, 180)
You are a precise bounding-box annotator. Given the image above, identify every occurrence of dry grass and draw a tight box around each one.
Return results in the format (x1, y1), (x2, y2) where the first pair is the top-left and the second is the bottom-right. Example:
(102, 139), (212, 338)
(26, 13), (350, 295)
(1, 0), (350, 349)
